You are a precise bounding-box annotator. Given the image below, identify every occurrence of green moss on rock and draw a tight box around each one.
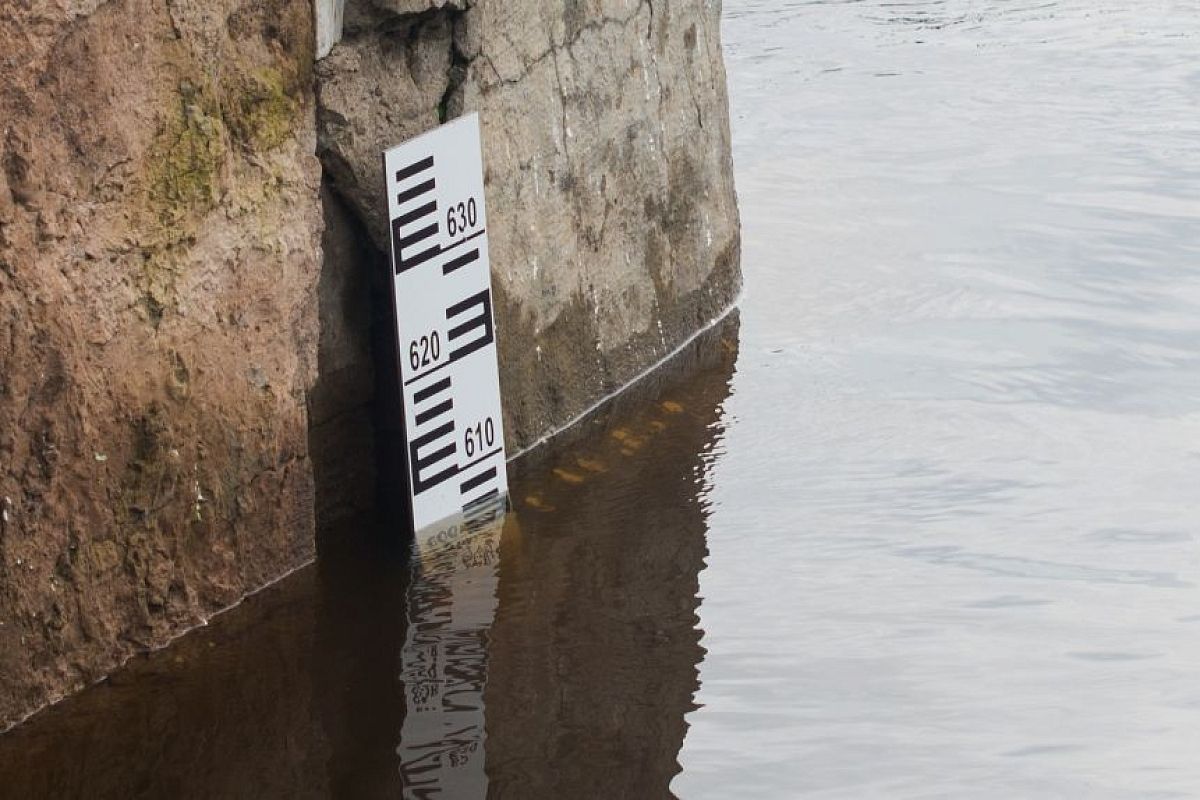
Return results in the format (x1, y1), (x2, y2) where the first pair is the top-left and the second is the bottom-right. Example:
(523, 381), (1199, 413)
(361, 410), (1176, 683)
(225, 68), (299, 152)
(146, 84), (226, 223)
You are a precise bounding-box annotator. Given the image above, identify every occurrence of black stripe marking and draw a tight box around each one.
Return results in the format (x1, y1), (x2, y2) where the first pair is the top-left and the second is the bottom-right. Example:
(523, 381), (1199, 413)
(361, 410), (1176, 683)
(442, 248), (480, 275)
(413, 377), (451, 405)
(460, 466), (497, 495)
(397, 200), (438, 228)
(462, 489), (502, 525)
(400, 244), (442, 274)
(395, 156), (434, 183)
(397, 178), (436, 206)
(399, 223), (438, 251)
(414, 398), (453, 427)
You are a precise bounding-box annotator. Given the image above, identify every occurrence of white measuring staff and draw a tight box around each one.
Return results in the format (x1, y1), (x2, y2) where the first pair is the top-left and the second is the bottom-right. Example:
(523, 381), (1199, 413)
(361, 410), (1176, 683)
(383, 113), (508, 532)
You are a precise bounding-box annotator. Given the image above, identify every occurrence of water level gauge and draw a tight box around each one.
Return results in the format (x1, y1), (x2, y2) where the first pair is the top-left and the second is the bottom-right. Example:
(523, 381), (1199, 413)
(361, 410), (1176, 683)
(383, 113), (508, 532)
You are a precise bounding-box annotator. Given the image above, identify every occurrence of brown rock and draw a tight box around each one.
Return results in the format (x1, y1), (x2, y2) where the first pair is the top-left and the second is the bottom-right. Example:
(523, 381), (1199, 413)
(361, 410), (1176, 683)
(0, 0), (322, 730)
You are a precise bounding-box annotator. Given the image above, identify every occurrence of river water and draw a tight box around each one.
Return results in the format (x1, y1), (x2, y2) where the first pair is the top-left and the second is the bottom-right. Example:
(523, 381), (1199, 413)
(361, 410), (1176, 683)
(2, 1), (1199, 797)
(678, 2), (1200, 797)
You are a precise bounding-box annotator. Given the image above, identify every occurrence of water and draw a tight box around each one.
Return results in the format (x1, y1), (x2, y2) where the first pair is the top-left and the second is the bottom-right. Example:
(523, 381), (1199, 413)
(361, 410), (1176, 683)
(3, 1), (1200, 797)
(678, 2), (1200, 797)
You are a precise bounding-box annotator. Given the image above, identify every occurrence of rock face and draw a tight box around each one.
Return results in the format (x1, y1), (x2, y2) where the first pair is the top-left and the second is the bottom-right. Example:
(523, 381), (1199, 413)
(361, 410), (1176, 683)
(0, 1), (322, 729)
(316, 0), (741, 451)
(0, 0), (739, 730)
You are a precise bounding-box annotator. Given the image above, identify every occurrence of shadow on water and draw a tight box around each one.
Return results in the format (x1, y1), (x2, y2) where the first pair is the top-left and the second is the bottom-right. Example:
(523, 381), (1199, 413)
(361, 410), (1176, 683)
(0, 312), (740, 799)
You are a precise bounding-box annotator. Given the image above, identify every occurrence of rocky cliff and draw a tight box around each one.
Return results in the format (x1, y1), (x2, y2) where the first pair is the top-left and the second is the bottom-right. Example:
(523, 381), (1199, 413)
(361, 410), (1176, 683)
(315, 0), (741, 453)
(0, 0), (323, 731)
(0, 0), (739, 730)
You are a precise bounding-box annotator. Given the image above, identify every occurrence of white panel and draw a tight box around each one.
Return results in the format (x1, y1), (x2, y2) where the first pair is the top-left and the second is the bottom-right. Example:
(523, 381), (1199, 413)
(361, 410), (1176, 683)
(383, 114), (509, 532)
(314, 0), (344, 60)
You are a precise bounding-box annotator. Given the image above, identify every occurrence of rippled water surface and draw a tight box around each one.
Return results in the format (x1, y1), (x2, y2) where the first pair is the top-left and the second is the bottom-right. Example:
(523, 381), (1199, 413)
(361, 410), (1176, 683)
(678, 1), (1200, 797)
(3, 1), (1200, 797)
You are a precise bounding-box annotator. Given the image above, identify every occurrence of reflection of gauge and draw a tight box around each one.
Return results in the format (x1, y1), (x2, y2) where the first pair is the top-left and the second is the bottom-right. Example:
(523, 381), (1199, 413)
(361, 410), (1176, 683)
(400, 505), (503, 796)
(446, 740), (479, 769)
(409, 680), (441, 713)
(429, 523), (461, 547)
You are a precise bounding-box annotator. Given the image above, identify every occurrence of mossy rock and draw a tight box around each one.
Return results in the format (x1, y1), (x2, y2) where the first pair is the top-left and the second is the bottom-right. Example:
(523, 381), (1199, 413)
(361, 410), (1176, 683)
(146, 84), (226, 224)
(224, 67), (300, 153)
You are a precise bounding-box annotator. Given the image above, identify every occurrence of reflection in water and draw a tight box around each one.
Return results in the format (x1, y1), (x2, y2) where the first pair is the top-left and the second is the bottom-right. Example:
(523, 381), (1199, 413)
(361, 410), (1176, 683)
(0, 314), (739, 799)
(484, 323), (737, 799)
(398, 506), (505, 797)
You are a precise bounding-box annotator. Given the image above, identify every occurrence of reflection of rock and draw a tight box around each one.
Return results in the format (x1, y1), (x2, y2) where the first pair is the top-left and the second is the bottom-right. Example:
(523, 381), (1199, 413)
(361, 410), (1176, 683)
(0, 570), (333, 799)
(484, 312), (740, 798)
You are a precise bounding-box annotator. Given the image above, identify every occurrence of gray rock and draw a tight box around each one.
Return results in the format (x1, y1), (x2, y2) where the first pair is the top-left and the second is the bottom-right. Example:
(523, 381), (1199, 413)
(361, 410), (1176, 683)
(316, 8), (455, 249)
(316, 0), (741, 452)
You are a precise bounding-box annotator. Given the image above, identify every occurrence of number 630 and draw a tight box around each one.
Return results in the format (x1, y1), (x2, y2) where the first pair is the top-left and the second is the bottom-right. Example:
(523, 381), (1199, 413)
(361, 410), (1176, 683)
(446, 198), (478, 237)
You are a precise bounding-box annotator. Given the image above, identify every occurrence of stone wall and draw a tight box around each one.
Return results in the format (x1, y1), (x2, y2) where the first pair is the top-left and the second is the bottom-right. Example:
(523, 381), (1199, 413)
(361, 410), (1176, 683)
(0, 0), (739, 730)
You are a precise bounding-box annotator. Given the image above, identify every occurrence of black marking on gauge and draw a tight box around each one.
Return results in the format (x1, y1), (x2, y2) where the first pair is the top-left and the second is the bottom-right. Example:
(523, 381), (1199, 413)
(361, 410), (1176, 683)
(442, 248), (480, 275)
(392, 155), (439, 275)
(458, 482), (496, 513)
(408, 376), (458, 495)
(460, 466), (496, 496)
(462, 488), (501, 519)
(395, 156), (434, 183)
(397, 200), (438, 228)
(414, 398), (453, 427)
(403, 358), (452, 387)
(396, 178), (436, 207)
(458, 447), (503, 476)
(445, 289), (495, 362)
(445, 229), (486, 251)
(413, 376), (452, 405)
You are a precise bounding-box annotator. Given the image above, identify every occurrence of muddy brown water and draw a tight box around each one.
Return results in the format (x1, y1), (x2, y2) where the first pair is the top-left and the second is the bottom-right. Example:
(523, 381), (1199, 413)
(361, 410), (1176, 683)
(4, 0), (1200, 797)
